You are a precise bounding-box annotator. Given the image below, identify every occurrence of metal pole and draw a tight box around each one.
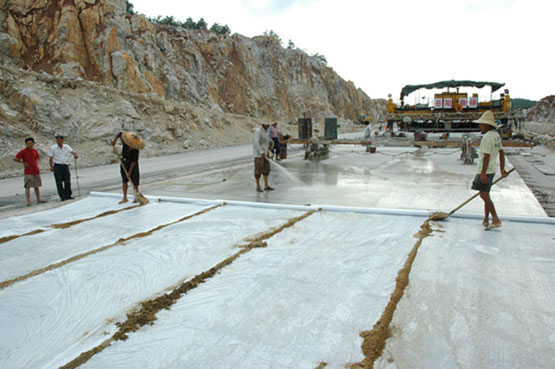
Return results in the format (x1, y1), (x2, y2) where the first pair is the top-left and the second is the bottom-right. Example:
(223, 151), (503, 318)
(74, 156), (81, 197)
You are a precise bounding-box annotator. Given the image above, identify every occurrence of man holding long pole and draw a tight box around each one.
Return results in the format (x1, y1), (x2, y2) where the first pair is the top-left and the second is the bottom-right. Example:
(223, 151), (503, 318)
(111, 131), (144, 204)
(471, 111), (508, 230)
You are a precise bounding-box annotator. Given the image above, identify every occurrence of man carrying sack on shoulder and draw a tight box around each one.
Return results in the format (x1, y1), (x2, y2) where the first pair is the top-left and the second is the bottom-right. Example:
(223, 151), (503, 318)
(111, 131), (144, 204)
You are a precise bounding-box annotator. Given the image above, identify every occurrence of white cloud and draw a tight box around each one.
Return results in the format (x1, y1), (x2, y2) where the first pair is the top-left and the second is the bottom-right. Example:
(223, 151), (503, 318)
(467, 0), (521, 13)
(242, 0), (313, 15)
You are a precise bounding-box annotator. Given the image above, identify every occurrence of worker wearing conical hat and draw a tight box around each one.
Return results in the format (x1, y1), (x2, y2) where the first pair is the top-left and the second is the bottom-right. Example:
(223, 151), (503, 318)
(111, 131), (144, 204)
(471, 111), (508, 230)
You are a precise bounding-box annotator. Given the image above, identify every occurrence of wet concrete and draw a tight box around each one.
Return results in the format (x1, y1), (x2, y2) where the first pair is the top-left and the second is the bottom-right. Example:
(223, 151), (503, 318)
(2, 137), (548, 219)
(143, 145), (546, 217)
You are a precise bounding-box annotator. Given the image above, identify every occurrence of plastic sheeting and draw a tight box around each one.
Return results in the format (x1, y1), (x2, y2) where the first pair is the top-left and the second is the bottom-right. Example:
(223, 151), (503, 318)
(1, 194), (554, 369)
(0, 201), (210, 282)
(0, 200), (305, 368)
(0, 196), (134, 238)
(374, 217), (555, 369)
(81, 211), (422, 369)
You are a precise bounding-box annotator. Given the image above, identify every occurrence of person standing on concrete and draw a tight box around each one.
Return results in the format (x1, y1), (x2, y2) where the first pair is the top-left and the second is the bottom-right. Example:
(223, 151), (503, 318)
(111, 131), (143, 204)
(471, 111), (508, 229)
(13, 137), (45, 206)
(253, 122), (274, 192)
(269, 122), (281, 160)
(48, 135), (78, 201)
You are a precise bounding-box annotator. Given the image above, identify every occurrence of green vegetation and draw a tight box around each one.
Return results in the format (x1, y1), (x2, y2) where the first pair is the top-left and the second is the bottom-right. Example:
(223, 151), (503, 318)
(210, 23), (231, 36)
(125, 0), (136, 15)
(312, 53), (327, 65)
(124, 1), (230, 35)
(511, 98), (537, 110)
(263, 30), (282, 45)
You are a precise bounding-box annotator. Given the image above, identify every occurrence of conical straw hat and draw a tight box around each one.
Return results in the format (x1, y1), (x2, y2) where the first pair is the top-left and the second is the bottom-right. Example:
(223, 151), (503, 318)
(122, 131), (145, 150)
(474, 111), (498, 128)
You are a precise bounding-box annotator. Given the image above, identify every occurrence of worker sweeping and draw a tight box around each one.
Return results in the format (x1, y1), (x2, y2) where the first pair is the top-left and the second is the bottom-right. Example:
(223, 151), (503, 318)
(471, 111), (508, 230)
(253, 122), (274, 192)
(111, 131), (146, 204)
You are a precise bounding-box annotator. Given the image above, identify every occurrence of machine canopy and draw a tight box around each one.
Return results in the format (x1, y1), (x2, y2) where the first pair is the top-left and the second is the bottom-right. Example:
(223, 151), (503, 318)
(400, 80), (505, 100)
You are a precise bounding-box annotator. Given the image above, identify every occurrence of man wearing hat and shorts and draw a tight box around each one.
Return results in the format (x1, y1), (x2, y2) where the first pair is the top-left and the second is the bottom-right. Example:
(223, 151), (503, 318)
(14, 137), (46, 206)
(48, 135), (78, 201)
(111, 131), (143, 204)
(253, 122), (274, 192)
(471, 111), (508, 230)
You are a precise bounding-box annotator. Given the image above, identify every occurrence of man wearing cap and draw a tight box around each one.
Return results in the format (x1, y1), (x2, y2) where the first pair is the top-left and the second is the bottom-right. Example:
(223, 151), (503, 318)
(471, 111), (508, 229)
(14, 137), (46, 206)
(48, 135), (78, 201)
(253, 122), (274, 192)
(111, 131), (143, 204)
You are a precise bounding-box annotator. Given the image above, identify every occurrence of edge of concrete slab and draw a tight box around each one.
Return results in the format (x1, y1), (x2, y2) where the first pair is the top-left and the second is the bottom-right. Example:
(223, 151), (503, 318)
(89, 192), (555, 225)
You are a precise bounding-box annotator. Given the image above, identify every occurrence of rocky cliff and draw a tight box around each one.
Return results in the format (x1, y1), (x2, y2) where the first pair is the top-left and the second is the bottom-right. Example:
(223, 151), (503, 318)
(0, 0), (384, 177)
(523, 95), (555, 146)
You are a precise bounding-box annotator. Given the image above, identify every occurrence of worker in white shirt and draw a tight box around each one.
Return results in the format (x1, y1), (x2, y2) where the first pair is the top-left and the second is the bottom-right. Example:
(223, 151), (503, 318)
(253, 122), (274, 192)
(48, 135), (78, 201)
(471, 111), (508, 230)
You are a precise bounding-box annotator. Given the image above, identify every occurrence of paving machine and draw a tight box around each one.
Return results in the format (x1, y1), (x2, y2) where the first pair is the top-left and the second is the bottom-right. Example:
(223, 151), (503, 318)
(384, 80), (518, 138)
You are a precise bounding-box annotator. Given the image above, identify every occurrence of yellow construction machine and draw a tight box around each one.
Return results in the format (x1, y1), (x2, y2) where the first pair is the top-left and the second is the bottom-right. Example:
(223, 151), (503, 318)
(383, 80), (518, 138)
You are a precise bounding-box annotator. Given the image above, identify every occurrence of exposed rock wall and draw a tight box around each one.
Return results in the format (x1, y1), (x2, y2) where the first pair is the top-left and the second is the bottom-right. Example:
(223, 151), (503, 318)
(0, 0), (382, 120)
(0, 0), (385, 177)
(0, 64), (264, 176)
(523, 95), (555, 146)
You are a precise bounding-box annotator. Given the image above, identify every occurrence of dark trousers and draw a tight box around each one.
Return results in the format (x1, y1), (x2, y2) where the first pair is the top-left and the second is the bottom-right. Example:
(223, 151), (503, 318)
(54, 164), (72, 200)
(271, 137), (280, 156)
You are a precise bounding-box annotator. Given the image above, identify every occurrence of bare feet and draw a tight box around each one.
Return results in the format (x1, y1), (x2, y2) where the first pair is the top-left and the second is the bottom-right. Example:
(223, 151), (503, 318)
(119, 198), (128, 204)
(482, 220), (489, 227)
(486, 222), (502, 230)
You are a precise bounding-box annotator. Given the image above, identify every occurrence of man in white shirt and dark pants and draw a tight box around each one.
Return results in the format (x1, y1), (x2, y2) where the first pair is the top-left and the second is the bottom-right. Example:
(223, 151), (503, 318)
(48, 135), (78, 201)
(471, 111), (507, 230)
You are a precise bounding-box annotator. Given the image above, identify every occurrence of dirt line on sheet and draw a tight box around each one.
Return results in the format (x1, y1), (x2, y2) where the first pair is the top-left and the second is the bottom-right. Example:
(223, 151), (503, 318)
(0, 229), (45, 244)
(60, 210), (316, 369)
(350, 219), (437, 369)
(50, 205), (142, 229)
(0, 205), (142, 245)
(0, 205), (222, 291)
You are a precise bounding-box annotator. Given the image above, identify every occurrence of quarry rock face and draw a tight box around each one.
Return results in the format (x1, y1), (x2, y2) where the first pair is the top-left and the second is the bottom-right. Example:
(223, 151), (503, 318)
(524, 96), (555, 145)
(0, 0), (385, 176)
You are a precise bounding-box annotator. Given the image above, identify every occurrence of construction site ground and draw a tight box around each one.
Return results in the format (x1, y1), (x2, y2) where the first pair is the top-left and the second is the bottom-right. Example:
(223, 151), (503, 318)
(0, 131), (554, 369)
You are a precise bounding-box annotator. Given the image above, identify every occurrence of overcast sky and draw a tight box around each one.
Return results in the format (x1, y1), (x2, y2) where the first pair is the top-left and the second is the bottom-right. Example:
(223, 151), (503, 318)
(130, 0), (553, 102)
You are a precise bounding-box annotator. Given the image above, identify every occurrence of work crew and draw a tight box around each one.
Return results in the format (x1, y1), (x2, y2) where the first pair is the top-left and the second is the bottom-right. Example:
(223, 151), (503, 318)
(48, 135), (78, 201)
(253, 122), (274, 192)
(111, 131), (144, 204)
(13, 137), (46, 206)
(471, 111), (508, 229)
(269, 122), (281, 160)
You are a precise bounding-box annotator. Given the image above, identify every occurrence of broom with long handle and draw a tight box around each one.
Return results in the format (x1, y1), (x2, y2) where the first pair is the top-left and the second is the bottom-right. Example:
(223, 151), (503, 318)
(430, 168), (515, 221)
(112, 146), (149, 205)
